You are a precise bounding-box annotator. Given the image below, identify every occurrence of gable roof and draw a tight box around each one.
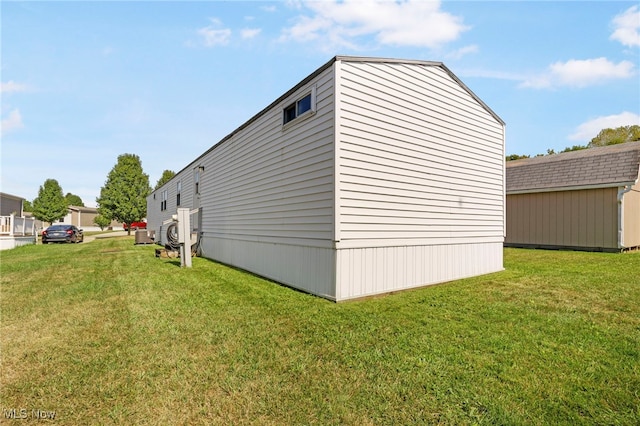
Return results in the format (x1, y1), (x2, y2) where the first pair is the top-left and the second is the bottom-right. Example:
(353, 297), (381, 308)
(506, 141), (640, 194)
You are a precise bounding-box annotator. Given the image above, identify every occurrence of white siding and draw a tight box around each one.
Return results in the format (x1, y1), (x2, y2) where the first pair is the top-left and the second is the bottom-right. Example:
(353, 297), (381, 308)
(336, 61), (505, 248)
(198, 67), (335, 247)
(147, 57), (505, 302)
(186, 66), (338, 297)
(336, 242), (503, 300)
(201, 237), (335, 299)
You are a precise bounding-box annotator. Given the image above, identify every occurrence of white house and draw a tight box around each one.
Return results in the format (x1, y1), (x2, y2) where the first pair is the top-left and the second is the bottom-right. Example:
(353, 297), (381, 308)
(0, 192), (36, 250)
(148, 56), (506, 301)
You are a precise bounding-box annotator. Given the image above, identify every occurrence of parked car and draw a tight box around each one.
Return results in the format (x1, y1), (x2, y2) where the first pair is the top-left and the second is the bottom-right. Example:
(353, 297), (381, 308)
(123, 221), (147, 231)
(42, 224), (84, 244)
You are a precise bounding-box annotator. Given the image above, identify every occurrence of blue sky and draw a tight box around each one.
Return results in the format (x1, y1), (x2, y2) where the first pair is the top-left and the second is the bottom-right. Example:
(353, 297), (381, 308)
(2, 1), (639, 207)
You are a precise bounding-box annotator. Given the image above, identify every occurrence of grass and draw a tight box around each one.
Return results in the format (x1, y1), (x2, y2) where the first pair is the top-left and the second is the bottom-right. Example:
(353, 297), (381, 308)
(1, 238), (639, 425)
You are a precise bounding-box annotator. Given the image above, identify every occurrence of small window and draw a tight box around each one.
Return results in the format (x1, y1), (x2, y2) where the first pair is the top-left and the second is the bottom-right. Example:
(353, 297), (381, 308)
(283, 88), (316, 126)
(297, 94), (311, 115)
(283, 104), (296, 124)
(176, 181), (182, 206)
(161, 190), (168, 211)
(194, 168), (201, 195)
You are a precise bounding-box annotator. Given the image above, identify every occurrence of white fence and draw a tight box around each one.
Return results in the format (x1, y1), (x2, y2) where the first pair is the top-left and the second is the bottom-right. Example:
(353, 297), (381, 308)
(0, 214), (36, 236)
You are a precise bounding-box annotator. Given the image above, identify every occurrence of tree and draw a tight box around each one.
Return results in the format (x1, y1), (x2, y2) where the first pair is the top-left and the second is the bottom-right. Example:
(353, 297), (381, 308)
(505, 154), (530, 161)
(589, 125), (640, 148)
(23, 199), (33, 212)
(32, 179), (68, 225)
(96, 154), (151, 235)
(154, 169), (176, 190)
(560, 144), (587, 153)
(65, 193), (84, 207)
(93, 214), (111, 231)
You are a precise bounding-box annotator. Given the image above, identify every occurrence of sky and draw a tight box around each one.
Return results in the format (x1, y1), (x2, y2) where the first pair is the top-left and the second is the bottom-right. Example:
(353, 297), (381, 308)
(2, 1), (639, 208)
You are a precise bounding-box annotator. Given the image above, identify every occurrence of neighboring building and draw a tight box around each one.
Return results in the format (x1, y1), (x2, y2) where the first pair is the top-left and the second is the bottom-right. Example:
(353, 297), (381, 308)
(506, 141), (640, 252)
(148, 56), (506, 301)
(0, 192), (36, 250)
(61, 205), (119, 232)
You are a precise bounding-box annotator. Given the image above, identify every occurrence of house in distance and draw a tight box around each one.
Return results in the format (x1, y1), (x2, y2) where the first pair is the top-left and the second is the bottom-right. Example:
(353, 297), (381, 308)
(147, 56), (506, 301)
(506, 141), (640, 252)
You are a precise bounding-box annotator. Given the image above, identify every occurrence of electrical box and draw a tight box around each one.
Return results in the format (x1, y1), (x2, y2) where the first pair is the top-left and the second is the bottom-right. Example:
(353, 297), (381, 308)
(176, 208), (192, 267)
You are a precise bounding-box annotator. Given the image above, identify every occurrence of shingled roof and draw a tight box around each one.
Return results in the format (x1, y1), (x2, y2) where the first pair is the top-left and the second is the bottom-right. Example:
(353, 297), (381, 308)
(506, 141), (640, 194)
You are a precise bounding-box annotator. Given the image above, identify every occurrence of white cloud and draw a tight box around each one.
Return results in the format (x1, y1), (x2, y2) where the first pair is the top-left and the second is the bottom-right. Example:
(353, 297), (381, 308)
(1, 81), (30, 93)
(446, 44), (479, 60)
(569, 111), (640, 141)
(241, 28), (262, 39)
(610, 5), (640, 47)
(1, 109), (24, 136)
(280, 0), (469, 50)
(520, 57), (636, 89)
(197, 19), (232, 47)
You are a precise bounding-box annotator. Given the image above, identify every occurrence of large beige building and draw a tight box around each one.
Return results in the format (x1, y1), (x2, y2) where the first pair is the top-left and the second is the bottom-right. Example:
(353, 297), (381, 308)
(506, 141), (640, 252)
(148, 56), (506, 301)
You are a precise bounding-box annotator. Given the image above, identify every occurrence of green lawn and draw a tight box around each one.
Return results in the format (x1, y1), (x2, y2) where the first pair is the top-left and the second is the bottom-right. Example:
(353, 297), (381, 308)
(1, 238), (639, 425)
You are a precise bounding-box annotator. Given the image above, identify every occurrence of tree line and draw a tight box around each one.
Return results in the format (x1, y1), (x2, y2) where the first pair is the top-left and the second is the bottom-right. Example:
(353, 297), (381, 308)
(506, 125), (640, 161)
(29, 153), (176, 235)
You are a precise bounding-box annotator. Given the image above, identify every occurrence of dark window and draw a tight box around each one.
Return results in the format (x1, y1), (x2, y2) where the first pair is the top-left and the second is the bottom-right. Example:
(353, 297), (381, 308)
(176, 181), (182, 206)
(297, 94), (311, 115)
(283, 92), (314, 125)
(283, 104), (296, 124)
(161, 190), (168, 211)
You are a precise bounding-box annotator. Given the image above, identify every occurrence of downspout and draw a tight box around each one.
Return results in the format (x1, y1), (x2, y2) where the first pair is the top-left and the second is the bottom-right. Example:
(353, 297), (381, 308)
(617, 184), (634, 250)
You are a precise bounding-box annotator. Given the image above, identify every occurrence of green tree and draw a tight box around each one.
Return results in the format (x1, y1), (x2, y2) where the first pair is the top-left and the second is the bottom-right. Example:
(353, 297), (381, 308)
(560, 144), (588, 153)
(65, 193), (84, 207)
(32, 179), (68, 226)
(96, 154), (151, 235)
(505, 154), (530, 161)
(589, 125), (640, 147)
(93, 214), (111, 231)
(23, 199), (33, 212)
(154, 169), (176, 190)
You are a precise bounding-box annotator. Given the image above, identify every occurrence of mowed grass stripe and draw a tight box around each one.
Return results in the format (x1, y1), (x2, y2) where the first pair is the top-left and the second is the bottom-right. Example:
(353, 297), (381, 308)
(1, 238), (638, 424)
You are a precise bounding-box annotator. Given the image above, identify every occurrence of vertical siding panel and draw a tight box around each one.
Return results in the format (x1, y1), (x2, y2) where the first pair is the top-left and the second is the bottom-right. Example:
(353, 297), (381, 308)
(578, 190), (587, 247)
(585, 190), (595, 247)
(623, 183), (640, 248)
(336, 242), (503, 300)
(603, 187), (618, 249)
(548, 192), (557, 246)
(506, 187), (629, 251)
(524, 195), (532, 244)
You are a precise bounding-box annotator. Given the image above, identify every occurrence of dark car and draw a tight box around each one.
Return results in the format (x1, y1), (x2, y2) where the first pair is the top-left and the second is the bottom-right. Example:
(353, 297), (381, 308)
(123, 221), (147, 231)
(42, 224), (84, 244)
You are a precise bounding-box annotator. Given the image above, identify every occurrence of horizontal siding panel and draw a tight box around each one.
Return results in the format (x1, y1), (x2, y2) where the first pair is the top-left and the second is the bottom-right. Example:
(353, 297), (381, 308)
(340, 93), (501, 158)
(339, 229), (502, 239)
(339, 83), (501, 147)
(337, 61), (504, 246)
(340, 113), (503, 169)
(341, 216), (502, 228)
(341, 63), (502, 140)
(340, 148), (503, 193)
(340, 169), (502, 203)
(194, 66), (335, 245)
(340, 206), (502, 220)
